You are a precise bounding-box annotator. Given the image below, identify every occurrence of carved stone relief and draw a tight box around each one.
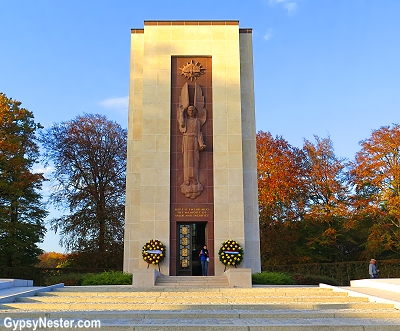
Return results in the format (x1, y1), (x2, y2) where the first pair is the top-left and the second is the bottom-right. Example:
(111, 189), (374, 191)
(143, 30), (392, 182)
(177, 81), (207, 199)
(179, 60), (206, 81)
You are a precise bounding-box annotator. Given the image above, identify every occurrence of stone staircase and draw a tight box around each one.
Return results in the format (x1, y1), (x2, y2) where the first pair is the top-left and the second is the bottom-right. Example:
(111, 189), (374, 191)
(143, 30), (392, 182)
(155, 275), (230, 287)
(0, 285), (399, 330)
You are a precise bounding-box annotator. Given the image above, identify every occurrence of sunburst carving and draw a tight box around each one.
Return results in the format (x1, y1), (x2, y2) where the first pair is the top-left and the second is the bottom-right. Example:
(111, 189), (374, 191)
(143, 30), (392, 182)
(179, 60), (206, 81)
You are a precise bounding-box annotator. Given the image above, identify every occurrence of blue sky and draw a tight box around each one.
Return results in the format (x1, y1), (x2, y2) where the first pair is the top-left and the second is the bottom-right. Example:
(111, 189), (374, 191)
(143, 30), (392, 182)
(1, 0), (399, 252)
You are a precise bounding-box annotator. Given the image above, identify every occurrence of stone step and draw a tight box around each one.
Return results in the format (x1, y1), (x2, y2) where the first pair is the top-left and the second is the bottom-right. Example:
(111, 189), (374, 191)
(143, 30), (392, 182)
(2, 309), (400, 320)
(2, 301), (395, 311)
(34, 291), (351, 299)
(48, 286), (347, 294)
(0, 322), (399, 331)
(155, 282), (231, 287)
(18, 295), (370, 304)
(156, 276), (228, 281)
(155, 276), (230, 287)
(0, 313), (400, 330)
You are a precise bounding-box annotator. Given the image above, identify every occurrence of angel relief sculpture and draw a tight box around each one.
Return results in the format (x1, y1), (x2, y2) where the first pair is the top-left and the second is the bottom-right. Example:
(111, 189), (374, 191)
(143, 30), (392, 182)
(177, 82), (207, 199)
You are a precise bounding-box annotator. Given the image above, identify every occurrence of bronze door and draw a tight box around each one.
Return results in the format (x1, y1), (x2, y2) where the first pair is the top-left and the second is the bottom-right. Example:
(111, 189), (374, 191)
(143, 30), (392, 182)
(177, 223), (206, 276)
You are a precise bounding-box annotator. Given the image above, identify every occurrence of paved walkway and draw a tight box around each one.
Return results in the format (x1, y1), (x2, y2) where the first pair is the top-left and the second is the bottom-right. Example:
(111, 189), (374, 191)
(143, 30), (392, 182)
(320, 279), (400, 308)
(342, 286), (400, 305)
(0, 279), (63, 304)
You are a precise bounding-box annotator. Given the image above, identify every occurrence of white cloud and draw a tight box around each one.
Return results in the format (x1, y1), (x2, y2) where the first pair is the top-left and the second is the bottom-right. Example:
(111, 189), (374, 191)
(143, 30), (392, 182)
(33, 165), (53, 175)
(99, 96), (128, 110)
(264, 28), (274, 41)
(268, 0), (298, 15)
(285, 2), (298, 15)
(32, 164), (54, 197)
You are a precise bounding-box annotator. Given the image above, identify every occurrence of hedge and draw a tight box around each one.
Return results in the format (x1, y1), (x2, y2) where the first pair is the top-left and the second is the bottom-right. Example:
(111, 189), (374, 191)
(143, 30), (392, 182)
(262, 259), (400, 286)
(0, 267), (118, 286)
(1, 259), (399, 286)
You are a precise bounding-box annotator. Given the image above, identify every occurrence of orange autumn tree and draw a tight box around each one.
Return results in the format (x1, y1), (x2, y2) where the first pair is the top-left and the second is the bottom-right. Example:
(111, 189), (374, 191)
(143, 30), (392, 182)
(36, 251), (69, 268)
(257, 131), (305, 265)
(350, 124), (400, 257)
(301, 136), (354, 262)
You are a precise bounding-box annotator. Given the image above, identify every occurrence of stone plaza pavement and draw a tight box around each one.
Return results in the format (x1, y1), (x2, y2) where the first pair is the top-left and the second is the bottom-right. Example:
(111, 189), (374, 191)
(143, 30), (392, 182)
(0, 277), (399, 330)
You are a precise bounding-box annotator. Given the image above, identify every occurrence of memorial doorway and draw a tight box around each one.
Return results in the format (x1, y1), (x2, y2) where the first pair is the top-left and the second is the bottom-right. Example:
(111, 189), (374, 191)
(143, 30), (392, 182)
(177, 222), (207, 276)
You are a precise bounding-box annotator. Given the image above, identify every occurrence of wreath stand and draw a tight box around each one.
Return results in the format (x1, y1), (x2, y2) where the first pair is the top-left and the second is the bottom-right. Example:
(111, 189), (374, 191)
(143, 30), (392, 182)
(224, 264), (237, 272)
(147, 262), (161, 272)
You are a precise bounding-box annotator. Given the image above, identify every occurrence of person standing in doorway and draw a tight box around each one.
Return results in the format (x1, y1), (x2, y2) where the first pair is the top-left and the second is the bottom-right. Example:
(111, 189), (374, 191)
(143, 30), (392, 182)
(199, 245), (209, 276)
(369, 259), (379, 278)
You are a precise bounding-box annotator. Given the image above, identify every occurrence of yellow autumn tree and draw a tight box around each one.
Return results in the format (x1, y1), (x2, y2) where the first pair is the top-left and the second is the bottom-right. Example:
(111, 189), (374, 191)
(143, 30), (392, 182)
(350, 124), (400, 257)
(301, 136), (354, 262)
(36, 251), (69, 268)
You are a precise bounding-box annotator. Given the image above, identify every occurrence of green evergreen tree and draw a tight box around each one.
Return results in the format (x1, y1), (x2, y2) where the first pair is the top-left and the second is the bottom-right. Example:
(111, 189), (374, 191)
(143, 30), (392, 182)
(0, 93), (47, 267)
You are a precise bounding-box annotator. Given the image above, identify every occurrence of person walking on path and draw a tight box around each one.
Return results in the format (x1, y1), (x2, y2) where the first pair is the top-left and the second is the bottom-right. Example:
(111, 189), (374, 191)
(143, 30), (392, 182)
(199, 245), (210, 276)
(369, 259), (379, 278)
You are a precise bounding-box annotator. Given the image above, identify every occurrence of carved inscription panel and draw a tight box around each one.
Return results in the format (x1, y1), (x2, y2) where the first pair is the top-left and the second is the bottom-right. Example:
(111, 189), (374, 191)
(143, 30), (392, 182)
(174, 207), (211, 219)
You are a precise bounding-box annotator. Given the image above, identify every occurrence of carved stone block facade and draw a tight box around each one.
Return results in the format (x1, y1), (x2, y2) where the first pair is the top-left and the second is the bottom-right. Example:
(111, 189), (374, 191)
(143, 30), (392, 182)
(124, 21), (261, 277)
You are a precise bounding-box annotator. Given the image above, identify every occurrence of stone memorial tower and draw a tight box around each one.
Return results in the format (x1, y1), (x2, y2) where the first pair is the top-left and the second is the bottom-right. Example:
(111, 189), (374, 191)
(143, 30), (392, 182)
(123, 21), (260, 282)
